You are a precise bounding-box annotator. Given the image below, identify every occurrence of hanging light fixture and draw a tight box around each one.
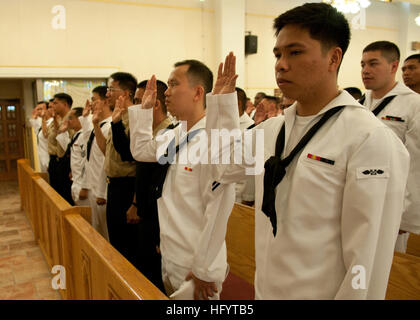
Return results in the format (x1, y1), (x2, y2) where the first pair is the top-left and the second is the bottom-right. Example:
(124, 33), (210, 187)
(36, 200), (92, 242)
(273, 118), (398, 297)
(323, 0), (371, 14)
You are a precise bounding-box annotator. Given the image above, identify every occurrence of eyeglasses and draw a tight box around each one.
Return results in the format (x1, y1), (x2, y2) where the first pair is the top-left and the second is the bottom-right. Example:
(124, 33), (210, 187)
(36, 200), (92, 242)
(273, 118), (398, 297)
(107, 87), (123, 92)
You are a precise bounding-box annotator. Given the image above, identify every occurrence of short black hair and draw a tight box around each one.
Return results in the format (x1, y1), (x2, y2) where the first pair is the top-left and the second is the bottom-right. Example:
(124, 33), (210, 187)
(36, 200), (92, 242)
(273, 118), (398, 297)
(92, 86), (108, 100)
(137, 79), (168, 114)
(174, 60), (213, 96)
(363, 41), (400, 63)
(71, 107), (84, 118)
(137, 80), (148, 89)
(109, 72), (138, 98)
(404, 54), (420, 63)
(54, 93), (73, 107)
(235, 87), (247, 112)
(344, 87), (362, 100)
(36, 101), (48, 109)
(263, 95), (280, 104)
(273, 3), (350, 57)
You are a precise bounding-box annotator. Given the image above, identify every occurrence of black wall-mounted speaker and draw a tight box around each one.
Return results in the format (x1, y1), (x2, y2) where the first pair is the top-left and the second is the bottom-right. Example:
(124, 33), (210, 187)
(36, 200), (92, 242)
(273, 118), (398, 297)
(245, 35), (258, 55)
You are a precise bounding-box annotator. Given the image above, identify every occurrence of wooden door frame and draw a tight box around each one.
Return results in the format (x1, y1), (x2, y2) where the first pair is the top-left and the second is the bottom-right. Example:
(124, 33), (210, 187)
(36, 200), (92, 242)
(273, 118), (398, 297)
(0, 98), (24, 180)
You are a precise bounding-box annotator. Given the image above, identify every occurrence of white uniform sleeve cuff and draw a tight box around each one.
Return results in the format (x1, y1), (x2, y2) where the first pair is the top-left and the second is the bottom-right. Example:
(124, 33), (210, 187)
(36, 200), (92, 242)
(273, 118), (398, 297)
(56, 131), (70, 151)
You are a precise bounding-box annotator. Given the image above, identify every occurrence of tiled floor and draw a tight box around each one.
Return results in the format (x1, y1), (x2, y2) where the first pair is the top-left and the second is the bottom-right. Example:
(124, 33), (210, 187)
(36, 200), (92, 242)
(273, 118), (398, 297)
(0, 180), (61, 300)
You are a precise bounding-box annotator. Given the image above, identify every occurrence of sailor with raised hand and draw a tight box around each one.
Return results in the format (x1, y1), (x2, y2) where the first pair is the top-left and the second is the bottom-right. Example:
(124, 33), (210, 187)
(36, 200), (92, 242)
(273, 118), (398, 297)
(206, 3), (410, 299)
(129, 60), (235, 300)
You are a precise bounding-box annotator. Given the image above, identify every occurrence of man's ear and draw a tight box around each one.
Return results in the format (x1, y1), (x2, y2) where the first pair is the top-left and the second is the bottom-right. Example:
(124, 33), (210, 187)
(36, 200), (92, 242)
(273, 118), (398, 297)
(390, 60), (399, 74)
(194, 85), (205, 103)
(329, 47), (343, 73)
(155, 99), (161, 110)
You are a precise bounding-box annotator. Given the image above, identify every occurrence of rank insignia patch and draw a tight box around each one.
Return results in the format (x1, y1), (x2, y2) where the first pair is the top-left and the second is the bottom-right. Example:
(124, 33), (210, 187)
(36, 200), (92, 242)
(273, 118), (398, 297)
(362, 169), (384, 176)
(356, 166), (389, 179)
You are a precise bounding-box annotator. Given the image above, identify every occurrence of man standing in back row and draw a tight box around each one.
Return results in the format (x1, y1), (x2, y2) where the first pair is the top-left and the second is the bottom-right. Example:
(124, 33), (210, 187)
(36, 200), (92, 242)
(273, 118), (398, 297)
(103, 72), (138, 263)
(80, 86), (112, 240)
(402, 54), (420, 94)
(360, 41), (420, 252)
(47, 93), (74, 205)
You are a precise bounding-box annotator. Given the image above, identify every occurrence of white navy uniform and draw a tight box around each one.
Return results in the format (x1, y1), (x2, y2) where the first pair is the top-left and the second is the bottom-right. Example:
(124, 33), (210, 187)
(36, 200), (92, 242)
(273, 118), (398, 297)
(30, 117), (53, 172)
(57, 128), (89, 206)
(129, 106), (234, 299)
(79, 114), (111, 240)
(206, 91), (409, 299)
(362, 82), (420, 252)
(235, 113), (255, 203)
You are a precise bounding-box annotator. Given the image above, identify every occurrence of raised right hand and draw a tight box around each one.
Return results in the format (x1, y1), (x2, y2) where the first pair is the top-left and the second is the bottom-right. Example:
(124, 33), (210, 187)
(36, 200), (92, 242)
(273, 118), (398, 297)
(92, 111), (100, 126)
(83, 99), (92, 117)
(31, 106), (39, 119)
(58, 119), (69, 134)
(213, 52), (238, 95)
(112, 96), (124, 123)
(141, 75), (157, 109)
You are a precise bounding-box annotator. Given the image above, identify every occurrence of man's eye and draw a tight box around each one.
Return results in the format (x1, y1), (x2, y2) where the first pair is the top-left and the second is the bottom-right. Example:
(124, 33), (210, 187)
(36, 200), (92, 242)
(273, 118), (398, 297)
(291, 50), (301, 55)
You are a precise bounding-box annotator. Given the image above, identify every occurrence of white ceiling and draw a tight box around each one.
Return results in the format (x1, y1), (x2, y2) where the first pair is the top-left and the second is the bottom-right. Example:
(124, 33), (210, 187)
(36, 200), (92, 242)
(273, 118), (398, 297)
(395, 0), (420, 5)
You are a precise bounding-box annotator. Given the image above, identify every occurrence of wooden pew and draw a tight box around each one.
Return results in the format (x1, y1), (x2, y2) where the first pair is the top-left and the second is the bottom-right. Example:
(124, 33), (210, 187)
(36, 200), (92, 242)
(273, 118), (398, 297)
(62, 214), (167, 300)
(225, 203), (420, 300)
(17, 159), (36, 226)
(225, 202), (256, 286)
(31, 174), (91, 299)
(407, 233), (420, 258)
(20, 157), (419, 300)
(386, 252), (420, 299)
(17, 159), (167, 300)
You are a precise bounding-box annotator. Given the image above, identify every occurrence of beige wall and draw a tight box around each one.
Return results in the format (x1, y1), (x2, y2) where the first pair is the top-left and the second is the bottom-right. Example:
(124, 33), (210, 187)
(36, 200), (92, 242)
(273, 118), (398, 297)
(0, 0), (419, 104)
(0, 0), (216, 82)
(244, 0), (420, 100)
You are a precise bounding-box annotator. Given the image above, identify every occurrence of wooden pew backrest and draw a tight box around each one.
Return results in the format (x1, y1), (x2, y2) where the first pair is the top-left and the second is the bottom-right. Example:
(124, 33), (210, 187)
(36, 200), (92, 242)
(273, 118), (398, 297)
(407, 233), (420, 258)
(17, 159), (166, 300)
(386, 252), (420, 300)
(225, 202), (255, 285)
(62, 214), (168, 300)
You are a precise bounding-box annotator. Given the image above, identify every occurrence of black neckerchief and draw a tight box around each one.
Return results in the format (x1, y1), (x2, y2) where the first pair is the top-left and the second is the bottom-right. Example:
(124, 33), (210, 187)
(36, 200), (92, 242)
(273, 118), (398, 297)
(86, 121), (107, 161)
(262, 105), (345, 236)
(152, 128), (202, 199)
(65, 131), (82, 158)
